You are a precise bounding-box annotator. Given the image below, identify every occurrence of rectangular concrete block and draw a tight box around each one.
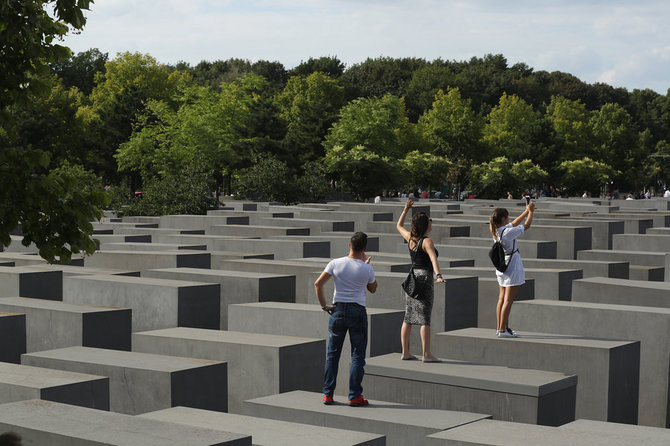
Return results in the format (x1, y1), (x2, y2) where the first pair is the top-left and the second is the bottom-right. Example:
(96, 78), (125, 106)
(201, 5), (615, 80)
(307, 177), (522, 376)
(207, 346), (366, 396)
(211, 224), (311, 237)
(558, 419), (670, 445)
(143, 268), (295, 330)
(572, 277), (670, 308)
(0, 313), (26, 363)
(22, 346), (228, 415)
(211, 238), (331, 259)
(444, 237), (558, 259)
(140, 405), (385, 445)
(63, 274), (220, 332)
(84, 249), (211, 270)
(243, 390), (490, 446)
(522, 258), (628, 279)
(228, 302), (404, 397)
(434, 327), (639, 423)
(0, 399), (249, 445)
(0, 266), (62, 300)
(362, 353), (577, 426)
(513, 300), (670, 427)
(102, 242), (207, 251)
(478, 278), (534, 329)
(132, 327), (324, 413)
(577, 249), (668, 267)
(629, 265), (664, 281)
(0, 297), (131, 352)
(0, 362), (109, 410)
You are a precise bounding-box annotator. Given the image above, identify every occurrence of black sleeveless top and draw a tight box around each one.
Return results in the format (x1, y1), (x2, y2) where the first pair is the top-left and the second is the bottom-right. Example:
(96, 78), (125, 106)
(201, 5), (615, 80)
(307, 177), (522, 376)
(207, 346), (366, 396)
(408, 238), (438, 271)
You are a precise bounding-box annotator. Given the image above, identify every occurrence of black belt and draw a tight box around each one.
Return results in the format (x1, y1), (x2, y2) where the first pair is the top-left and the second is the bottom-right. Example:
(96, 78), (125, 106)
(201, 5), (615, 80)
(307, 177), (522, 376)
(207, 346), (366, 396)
(334, 302), (365, 309)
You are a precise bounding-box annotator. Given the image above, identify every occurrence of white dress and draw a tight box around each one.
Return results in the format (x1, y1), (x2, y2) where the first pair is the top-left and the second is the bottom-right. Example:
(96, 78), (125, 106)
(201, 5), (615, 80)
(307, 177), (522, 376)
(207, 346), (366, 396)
(494, 223), (526, 287)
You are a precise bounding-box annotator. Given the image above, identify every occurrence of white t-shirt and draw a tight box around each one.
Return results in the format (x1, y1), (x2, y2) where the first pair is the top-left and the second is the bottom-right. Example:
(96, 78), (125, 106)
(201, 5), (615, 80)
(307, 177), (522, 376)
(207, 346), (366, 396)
(324, 257), (376, 306)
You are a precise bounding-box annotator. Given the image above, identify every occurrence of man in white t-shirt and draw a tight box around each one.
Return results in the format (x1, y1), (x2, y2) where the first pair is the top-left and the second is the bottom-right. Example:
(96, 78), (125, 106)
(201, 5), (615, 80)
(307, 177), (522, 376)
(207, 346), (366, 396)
(315, 232), (377, 407)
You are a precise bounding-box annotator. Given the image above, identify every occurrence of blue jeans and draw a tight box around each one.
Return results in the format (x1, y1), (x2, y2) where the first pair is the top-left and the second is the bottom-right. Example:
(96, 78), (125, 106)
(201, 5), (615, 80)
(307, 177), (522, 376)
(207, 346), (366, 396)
(322, 303), (368, 400)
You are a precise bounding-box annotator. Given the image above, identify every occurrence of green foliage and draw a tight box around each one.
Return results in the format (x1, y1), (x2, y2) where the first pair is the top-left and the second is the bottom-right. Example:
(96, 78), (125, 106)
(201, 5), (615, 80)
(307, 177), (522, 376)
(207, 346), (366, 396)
(546, 95), (594, 162)
(0, 0), (92, 111)
(290, 56), (346, 78)
(324, 95), (418, 159)
(124, 158), (215, 216)
(400, 151), (451, 190)
(234, 156), (300, 204)
(482, 93), (547, 162)
(51, 48), (108, 95)
(419, 87), (484, 162)
(468, 157), (548, 198)
(298, 161), (333, 202)
(556, 158), (617, 196)
(276, 72), (345, 166)
(341, 57), (427, 99)
(324, 145), (401, 200)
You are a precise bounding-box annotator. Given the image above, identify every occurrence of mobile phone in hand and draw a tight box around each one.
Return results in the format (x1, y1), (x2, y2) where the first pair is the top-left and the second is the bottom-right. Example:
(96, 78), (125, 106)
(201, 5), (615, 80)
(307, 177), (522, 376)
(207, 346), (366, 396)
(525, 196), (531, 204)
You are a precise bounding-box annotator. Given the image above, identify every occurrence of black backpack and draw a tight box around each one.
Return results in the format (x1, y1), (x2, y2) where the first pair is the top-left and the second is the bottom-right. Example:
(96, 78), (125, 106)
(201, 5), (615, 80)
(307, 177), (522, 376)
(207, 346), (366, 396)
(489, 227), (518, 272)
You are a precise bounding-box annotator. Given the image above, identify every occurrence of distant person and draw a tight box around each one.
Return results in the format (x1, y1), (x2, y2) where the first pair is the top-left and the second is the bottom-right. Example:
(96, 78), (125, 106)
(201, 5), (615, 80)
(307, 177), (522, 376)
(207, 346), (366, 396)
(374, 195), (382, 204)
(626, 194), (634, 200)
(507, 191), (513, 199)
(582, 191), (589, 198)
(421, 190), (429, 199)
(396, 200), (445, 362)
(315, 232), (377, 407)
(645, 190), (651, 199)
(489, 199), (535, 338)
(664, 189), (670, 198)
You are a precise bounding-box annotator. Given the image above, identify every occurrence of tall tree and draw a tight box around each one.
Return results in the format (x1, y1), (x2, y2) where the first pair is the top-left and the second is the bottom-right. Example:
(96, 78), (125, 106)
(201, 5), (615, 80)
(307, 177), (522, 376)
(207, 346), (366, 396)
(276, 72), (345, 167)
(51, 48), (108, 95)
(545, 95), (594, 163)
(290, 56), (345, 78)
(0, 0), (109, 262)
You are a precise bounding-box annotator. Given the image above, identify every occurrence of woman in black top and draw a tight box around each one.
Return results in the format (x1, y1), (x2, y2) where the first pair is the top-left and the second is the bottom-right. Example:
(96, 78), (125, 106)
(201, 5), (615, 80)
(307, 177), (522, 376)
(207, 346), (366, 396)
(396, 200), (445, 363)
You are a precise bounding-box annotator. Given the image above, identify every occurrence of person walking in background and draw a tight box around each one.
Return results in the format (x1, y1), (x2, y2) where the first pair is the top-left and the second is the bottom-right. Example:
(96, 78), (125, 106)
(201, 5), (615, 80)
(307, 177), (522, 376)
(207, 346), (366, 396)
(396, 200), (446, 362)
(489, 200), (535, 338)
(315, 232), (377, 407)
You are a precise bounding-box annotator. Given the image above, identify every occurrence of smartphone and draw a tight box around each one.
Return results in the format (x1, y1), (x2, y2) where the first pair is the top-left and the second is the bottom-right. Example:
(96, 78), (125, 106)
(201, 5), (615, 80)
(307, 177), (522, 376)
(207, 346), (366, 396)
(525, 196), (531, 204)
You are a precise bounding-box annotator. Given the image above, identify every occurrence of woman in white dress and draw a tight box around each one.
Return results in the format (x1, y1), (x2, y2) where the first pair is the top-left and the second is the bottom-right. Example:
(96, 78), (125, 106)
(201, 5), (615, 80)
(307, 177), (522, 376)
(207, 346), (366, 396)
(489, 200), (535, 338)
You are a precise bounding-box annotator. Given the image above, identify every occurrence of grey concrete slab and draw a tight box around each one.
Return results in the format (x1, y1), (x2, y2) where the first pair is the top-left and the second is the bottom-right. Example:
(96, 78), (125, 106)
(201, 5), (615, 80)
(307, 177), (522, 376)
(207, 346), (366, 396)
(0, 266), (62, 300)
(423, 418), (646, 446)
(522, 258), (628, 279)
(211, 224), (311, 237)
(63, 274), (220, 332)
(208, 237), (331, 259)
(243, 390), (490, 446)
(22, 346), (227, 415)
(363, 353), (577, 426)
(477, 277), (534, 329)
(613, 233), (670, 253)
(512, 300), (670, 427)
(520, 225), (592, 260)
(0, 399), (249, 445)
(132, 327), (324, 413)
(367, 220), (471, 238)
(140, 406), (385, 446)
(434, 327), (639, 423)
(572, 277), (670, 308)
(629, 265), (664, 281)
(0, 253), (53, 267)
(577, 248), (669, 267)
(143, 268), (295, 329)
(558, 419), (670, 445)
(228, 302), (404, 397)
(84, 249), (211, 270)
(101, 242), (207, 251)
(358, 252), (475, 268)
(447, 266), (582, 301)
(29, 263), (141, 277)
(444, 237), (558, 259)
(258, 217), (356, 234)
(0, 312), (25, 363)
(210, 250), (274, 269)
(0, 362), (108, 409)
(0, 297), (131, 352)
(93, 234), (152, 248)
(270, 234), (380, 256)
(534, 217), (625, 250)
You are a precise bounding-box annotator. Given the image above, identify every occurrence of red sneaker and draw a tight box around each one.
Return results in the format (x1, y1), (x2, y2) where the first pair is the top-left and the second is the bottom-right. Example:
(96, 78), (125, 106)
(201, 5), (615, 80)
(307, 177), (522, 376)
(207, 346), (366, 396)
(323, 395), (334, 405)
(348, 395), (369, 407)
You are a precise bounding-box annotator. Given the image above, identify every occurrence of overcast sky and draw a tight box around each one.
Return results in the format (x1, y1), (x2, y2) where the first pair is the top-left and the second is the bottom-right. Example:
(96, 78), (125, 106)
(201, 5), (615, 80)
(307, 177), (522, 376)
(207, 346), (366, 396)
(62, 0), (670, 94)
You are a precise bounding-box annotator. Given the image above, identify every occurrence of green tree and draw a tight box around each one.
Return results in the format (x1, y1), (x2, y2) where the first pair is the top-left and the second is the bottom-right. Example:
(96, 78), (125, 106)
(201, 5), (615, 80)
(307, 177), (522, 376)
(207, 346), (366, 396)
(400, 151), (451, 191)
(234, 155), (300, 204)
(482, 93), (548, 163)
(83, 51), (192, 181)
(420, 87), (484, 162)
(323, 94), (419, 160)
(323, 145), (401, 200)
(342, 57), (427, 99)
(556, 158), (616, 196)
(276, 72), (345, 166)
(51, 47), (108, 95)
(468, 157), (548, 199)
(290, 56), (346, 78)
(0, 0), (111, 262)
(545, 95), (594, 162)
(402, 63), (456, 121)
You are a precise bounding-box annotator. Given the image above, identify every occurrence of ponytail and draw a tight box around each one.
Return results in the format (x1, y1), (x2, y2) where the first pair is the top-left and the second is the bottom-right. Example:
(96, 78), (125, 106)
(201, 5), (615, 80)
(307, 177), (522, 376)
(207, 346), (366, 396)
(490, 208), (509, 239)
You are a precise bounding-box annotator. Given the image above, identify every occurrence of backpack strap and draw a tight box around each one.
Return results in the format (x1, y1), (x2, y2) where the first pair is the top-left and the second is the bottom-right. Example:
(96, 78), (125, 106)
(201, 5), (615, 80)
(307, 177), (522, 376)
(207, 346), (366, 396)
(498, 227), (519, 256)
(409, 237), (425, 268)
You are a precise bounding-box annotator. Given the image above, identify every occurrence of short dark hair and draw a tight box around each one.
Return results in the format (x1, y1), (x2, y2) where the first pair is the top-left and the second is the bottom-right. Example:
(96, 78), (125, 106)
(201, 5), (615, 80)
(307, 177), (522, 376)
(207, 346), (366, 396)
(350, 232), (368, 252)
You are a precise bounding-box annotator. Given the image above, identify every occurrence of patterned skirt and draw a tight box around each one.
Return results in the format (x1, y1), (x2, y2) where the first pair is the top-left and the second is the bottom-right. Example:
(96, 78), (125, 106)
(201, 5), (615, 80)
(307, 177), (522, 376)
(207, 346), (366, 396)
(403, 268), (434, 326)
